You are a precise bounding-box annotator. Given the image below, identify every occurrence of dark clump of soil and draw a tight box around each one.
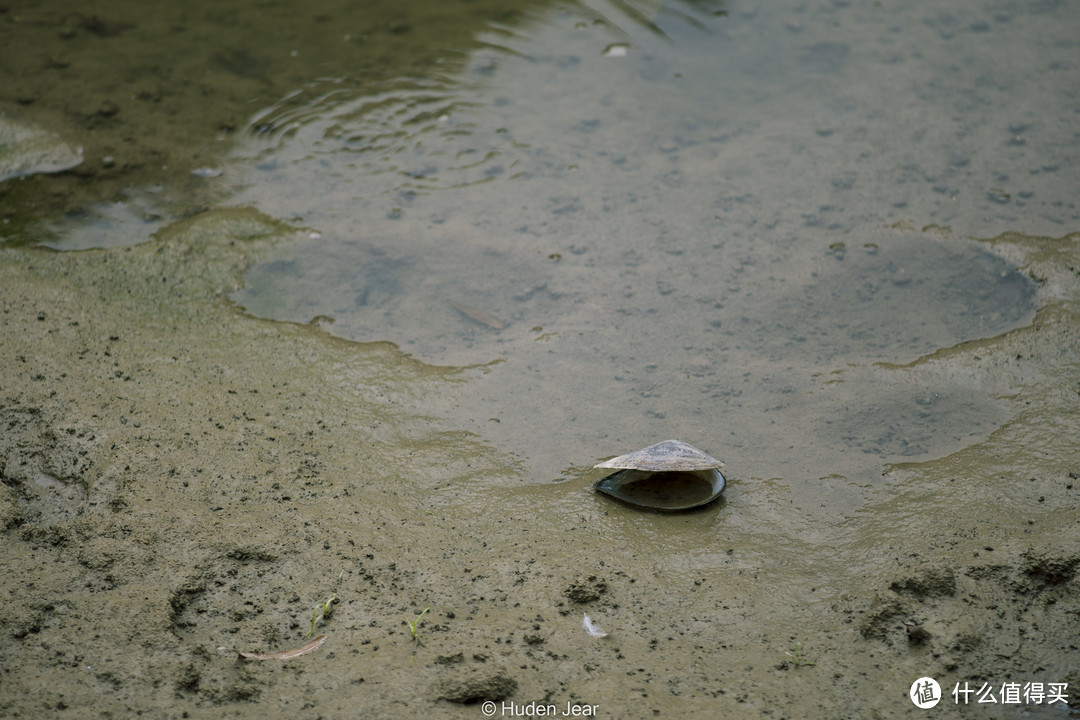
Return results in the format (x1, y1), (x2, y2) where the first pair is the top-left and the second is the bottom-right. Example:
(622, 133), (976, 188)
(434, 670), (518, 704)
(564, 576), (608, 604)
(860, 549), (1080, 688)
(1020, 550), (1079, 587)
(888, 564), (956, 598)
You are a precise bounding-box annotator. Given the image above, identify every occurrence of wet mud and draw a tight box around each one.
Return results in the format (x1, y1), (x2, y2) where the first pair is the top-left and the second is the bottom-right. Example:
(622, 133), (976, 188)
(1, 214), (1078, 719)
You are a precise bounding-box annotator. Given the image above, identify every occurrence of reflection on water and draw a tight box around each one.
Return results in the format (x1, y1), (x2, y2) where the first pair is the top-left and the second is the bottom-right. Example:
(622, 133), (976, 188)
(226, 0), (1053, 490)
(240, 79), (515, 195)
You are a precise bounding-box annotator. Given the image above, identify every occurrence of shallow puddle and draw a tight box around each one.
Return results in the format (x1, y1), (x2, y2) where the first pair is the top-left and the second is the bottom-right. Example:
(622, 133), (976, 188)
(223, 0), (1045, 490)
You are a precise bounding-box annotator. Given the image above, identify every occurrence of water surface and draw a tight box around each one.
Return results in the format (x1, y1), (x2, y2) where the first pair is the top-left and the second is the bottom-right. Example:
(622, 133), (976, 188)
(224, 0), (1053, 490)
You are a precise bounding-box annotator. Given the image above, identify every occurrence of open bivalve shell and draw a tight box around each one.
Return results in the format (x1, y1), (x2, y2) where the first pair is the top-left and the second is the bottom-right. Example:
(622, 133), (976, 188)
(594, 439), (726, 511)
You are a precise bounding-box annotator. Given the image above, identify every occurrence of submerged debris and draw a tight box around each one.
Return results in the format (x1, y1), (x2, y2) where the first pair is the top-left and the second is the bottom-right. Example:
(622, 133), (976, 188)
(0, 117), (83, 182)
(450, 301), (506, 329)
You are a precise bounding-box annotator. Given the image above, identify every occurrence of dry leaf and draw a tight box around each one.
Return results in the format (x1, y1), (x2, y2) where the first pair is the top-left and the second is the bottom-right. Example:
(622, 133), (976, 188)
(237, 634), (328, 660)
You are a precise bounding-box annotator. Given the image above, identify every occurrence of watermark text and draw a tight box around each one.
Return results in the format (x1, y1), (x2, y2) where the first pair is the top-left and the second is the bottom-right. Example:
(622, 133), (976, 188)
(480, 700), (599, 717)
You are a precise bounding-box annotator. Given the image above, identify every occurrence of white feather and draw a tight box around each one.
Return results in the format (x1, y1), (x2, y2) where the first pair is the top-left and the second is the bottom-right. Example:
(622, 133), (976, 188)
(582, 613), (608, 638)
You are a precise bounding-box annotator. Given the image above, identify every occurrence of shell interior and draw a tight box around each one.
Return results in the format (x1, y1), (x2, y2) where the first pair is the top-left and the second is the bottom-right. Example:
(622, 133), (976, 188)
(594, 439), (724, 472)
(595, 467), (726, 511)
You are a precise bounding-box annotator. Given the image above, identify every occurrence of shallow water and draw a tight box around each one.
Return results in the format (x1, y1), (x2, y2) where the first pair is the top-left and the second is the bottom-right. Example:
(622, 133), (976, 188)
(222, 0), (1051, 488)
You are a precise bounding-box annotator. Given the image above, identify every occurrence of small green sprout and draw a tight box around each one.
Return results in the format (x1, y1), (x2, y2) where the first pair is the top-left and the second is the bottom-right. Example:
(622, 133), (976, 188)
(308, 593), (336, 637)
(408, 607), (431, 645)
(307, 570), (344, 638)
(785, 642), (815, 667)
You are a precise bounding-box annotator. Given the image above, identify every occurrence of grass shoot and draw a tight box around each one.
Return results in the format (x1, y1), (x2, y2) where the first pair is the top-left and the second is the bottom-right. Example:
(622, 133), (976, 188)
(408, 607), (430, 645)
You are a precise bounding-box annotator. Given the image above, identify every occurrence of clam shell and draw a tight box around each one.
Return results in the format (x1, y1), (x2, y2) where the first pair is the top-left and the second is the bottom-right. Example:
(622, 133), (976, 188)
(594, 439), (725, 472)
(594, 440), (726, 511)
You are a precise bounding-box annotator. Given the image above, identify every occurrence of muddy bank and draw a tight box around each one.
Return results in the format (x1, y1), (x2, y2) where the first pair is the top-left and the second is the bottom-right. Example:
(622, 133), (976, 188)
(1, 212), (1078, 718)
